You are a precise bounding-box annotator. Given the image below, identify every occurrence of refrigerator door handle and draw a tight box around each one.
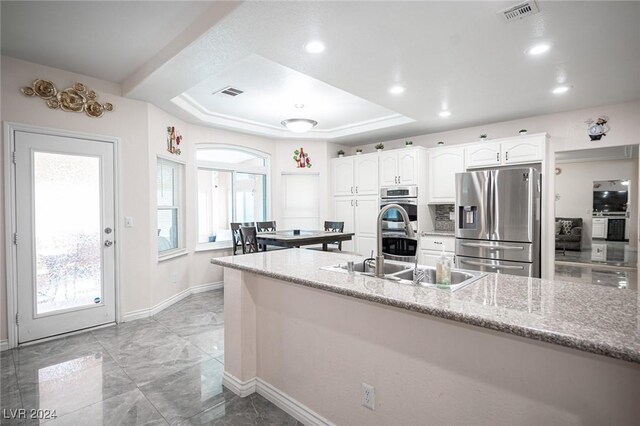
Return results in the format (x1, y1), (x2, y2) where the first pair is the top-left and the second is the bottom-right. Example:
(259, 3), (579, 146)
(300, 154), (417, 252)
(460, 243), (525, 250)
(459, 259), (525, 270)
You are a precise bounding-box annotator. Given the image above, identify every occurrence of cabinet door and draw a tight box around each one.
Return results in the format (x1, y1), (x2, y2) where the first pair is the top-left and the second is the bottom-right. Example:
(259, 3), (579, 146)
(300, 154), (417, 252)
(592, 219), (607, 239)
(465, 142), (501, 169)
(398, 149), (419, 185)
(332, 157), (354, 196)
(378, 152), (398, 186)
(334, 197), (355, 252)
(419, 251), (440, 267)
(503, 137), (544, 165)
(356, 236), (376, 257)
(354, 154), (379, 195)
(355, 196), (380, 238)
(428, 147), (465, 203)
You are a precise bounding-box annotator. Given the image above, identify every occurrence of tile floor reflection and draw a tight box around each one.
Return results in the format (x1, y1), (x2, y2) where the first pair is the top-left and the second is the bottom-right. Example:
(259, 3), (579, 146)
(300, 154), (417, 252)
(1, 289), (299, 425)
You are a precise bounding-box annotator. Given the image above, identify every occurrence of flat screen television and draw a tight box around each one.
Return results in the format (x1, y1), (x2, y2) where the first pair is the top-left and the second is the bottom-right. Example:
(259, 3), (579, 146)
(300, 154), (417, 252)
(593, 190), (628, 213)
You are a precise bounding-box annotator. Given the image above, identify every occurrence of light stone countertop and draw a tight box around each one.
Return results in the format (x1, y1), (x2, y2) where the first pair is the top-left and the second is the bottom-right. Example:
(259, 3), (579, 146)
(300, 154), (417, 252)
(211, 249), (640, 364)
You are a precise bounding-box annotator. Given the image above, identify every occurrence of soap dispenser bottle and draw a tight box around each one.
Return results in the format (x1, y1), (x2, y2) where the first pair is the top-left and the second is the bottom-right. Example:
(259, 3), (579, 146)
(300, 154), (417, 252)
(435, 249), (451, 288)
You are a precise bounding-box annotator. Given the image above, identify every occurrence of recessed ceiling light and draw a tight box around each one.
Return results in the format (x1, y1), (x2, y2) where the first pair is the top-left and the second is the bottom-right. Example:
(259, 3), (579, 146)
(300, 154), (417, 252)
(294, 104), (305, 109)
(389, 85), (405, 95)
(305, 41), (325, 54)
(526, 43), (552, 56)
(281, 118), (318, 133)
(552, 85), (572, 94)
(439, 110), (451, 118)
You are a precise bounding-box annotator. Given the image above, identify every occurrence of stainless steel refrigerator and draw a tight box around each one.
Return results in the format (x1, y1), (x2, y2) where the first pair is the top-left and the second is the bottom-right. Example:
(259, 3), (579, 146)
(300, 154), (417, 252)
(455, 168), (541, 277)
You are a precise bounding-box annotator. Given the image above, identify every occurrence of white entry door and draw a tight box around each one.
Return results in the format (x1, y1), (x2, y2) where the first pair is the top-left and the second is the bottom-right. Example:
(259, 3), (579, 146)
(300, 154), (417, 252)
(14, 130), (116, 343)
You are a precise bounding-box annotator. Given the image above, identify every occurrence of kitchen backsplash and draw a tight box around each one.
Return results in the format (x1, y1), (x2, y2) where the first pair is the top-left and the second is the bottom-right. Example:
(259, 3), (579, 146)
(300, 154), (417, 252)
(435, 204), (455, 232)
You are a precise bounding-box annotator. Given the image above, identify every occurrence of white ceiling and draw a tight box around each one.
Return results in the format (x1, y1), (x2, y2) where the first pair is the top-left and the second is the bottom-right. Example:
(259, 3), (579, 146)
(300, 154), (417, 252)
(172, 54), (413, 139)
(2, 1), (640, 145)
(0, 1), (214, 83)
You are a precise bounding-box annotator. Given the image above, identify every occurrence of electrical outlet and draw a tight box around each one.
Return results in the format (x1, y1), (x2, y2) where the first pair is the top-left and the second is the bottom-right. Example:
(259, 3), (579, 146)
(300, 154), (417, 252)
(361, 383), (375, 410)
(171, 272), (178, 284)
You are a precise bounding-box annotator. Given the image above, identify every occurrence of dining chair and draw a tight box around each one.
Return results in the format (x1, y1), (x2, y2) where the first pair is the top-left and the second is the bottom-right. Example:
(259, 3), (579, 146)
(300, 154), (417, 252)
(324, 221), (345, 251)
(240, 225), (259, 254)
(230, 222), (255, 255)
(256, 221), (277, 232)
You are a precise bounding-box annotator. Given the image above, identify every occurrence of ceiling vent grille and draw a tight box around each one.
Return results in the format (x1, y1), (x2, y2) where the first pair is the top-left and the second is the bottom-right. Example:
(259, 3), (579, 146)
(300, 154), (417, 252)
(498, 1), (540, 22)
(213, 86), (244, 97)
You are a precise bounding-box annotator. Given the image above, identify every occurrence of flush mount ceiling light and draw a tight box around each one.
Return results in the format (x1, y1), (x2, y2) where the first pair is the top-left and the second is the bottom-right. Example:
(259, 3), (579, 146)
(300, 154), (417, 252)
(305, 41), (325, 53)
(389, 85), (406, 95)
(294, 103), (305, 109)
(439, 110), (452, 118)
(525, 43), (552, 56)
(552, 85), (572, 94)
(281, 118), (318, 133)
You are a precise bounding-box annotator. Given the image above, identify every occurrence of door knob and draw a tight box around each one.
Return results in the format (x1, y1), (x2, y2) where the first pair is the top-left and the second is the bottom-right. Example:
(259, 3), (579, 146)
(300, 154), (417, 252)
(104, 240), (113, 247)
(104, 227), (112, 234)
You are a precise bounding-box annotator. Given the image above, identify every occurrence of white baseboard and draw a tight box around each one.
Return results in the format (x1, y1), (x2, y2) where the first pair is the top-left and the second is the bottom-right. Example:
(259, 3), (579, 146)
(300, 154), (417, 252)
(121, 281), (223, 322)
(0, 340), (8, 352)
(223, 371), (257, 397)
(256, 378), (335, 426)
(223, 371), (333, 426)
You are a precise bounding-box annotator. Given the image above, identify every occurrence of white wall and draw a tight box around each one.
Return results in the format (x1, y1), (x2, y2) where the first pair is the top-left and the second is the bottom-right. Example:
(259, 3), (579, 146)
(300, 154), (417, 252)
(1, 56), (152, 341)
(556, 158), (638, 249)
(351, 100), (640, 155)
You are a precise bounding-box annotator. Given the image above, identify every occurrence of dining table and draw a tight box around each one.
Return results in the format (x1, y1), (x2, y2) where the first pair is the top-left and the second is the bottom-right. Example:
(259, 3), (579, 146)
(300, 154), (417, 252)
(256, 230), (355, 251)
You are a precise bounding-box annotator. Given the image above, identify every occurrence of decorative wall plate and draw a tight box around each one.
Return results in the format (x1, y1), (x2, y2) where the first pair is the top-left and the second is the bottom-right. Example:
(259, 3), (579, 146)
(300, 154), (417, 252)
(21, 79), (114, 118)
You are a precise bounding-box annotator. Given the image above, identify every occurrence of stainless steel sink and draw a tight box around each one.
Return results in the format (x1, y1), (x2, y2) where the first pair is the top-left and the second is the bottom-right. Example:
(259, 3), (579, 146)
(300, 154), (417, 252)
(393, 268), (481, 285)
(322, 259), (486, 292)
(330, 261), (411, 275)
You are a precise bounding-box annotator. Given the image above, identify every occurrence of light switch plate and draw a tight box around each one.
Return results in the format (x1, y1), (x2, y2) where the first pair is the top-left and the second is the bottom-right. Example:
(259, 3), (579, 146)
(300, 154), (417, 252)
(124, 216), (134, 228)
(449, 211), (455, 220)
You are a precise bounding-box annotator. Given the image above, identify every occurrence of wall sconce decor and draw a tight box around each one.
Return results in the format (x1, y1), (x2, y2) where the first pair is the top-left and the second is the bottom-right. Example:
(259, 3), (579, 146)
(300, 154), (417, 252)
(21, 79), (113, 118)
(167, 126), (182, 155)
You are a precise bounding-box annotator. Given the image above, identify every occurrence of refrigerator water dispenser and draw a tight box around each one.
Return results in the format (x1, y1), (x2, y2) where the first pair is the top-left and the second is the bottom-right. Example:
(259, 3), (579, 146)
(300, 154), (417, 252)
(459, 206), (477, 229)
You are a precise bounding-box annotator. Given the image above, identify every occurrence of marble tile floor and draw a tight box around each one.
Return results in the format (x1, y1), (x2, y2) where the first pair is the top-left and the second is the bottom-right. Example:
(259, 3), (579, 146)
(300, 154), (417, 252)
(555, 241), (638, 268)
(1, 289), (299, 425)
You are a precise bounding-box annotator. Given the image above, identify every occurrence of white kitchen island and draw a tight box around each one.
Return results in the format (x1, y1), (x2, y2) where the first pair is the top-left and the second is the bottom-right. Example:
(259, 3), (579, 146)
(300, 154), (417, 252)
(212, 249), (640, 425)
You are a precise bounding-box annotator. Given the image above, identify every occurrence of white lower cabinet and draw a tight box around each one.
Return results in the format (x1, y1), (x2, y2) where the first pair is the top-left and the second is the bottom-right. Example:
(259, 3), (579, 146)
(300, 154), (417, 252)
(592, 218), (607, 239)
(333, 195), (379, 255)
(419, 235), (455, 266)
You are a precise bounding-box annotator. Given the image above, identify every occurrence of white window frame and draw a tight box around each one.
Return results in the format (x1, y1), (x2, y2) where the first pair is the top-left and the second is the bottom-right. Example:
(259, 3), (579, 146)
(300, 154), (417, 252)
(195, 144), (271, 251)
(157, 155), (186, 261)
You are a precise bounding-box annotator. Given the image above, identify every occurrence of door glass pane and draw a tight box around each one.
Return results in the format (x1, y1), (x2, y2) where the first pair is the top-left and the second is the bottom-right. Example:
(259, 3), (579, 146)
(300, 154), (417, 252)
(34, 152), (102, 314)
(197, 169), (233, 244)
(235, 173), (266, 223)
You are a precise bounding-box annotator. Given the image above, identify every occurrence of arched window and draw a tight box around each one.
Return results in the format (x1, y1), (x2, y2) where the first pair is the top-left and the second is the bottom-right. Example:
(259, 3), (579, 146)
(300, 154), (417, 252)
(196, 145), (270, 248)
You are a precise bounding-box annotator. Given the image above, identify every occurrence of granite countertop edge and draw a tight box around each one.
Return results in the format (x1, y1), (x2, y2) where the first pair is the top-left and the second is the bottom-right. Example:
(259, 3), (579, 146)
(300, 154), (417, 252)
(210, 258), (639, 364)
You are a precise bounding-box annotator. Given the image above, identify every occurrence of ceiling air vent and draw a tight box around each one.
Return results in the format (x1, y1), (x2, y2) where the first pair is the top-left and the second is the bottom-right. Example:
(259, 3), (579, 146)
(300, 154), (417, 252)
(498, 1), (540, 22)
(213, 86), (244, 97)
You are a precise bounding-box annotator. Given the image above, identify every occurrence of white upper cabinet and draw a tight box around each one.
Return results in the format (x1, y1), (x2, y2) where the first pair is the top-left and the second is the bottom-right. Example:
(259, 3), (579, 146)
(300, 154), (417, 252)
(502, 136), (544, 165)
(354, 154), (379, 195)
(332, 153), (380, 196)
(398, 150), (419, 185)
(465, 142), (502, 169)
(379, 152), (399, 186)
(465, 134), (546, 169)
(428, 146), (465, 203)
(332, 157), (354, 196)
(378, 148), (421, 186)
